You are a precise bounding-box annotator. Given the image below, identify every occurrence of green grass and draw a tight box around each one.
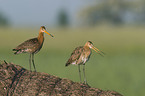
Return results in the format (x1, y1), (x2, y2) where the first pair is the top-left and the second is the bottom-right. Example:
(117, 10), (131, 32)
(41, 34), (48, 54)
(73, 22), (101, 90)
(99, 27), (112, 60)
(1, 26), (145, 96)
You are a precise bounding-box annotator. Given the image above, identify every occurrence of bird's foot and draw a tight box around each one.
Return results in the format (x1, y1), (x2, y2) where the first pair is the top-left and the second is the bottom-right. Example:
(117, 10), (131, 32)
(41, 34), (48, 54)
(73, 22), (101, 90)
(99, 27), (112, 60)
(83, 81), (90, 86)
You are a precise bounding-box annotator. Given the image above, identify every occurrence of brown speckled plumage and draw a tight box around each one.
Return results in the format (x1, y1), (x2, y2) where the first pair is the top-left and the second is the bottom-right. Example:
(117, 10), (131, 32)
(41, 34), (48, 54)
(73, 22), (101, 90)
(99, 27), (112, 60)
(13, 37), (43, 54)
(65, 41), (104, 84)
(13, 26), (53, 71)
(65, 46), (91, 66)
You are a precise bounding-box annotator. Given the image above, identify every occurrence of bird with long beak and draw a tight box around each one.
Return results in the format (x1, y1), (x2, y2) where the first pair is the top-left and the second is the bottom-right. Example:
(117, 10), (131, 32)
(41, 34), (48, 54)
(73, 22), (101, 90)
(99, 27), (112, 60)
(13, 26), (54, 72)
(65, 41), (104, 84)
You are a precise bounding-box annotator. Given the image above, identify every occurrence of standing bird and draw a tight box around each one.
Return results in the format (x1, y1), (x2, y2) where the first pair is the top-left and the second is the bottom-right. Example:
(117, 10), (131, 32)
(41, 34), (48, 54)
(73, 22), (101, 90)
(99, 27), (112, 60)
(65, 41), (104, 84)
(13, 26), (54, 72)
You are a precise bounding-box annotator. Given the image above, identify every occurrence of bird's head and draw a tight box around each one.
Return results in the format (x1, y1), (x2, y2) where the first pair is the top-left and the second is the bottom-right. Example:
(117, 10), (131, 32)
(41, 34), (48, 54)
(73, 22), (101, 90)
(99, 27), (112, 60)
(40, 26), (54, 37)
(86, 41), (105, 57)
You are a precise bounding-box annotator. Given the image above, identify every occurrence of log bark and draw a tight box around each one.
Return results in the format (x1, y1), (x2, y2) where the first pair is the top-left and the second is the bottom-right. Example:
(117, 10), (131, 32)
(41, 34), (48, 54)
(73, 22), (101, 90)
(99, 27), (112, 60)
(0, 60), (123, 96)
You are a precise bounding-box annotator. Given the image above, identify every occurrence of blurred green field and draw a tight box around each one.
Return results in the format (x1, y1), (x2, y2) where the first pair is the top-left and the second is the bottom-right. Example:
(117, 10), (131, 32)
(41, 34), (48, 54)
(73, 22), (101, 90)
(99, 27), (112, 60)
(1, 25), (145, 96)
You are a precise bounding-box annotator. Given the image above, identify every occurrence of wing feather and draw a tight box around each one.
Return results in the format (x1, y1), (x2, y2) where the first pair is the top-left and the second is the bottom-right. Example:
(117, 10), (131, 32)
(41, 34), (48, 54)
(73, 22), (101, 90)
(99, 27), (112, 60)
(65, 46), (84, 66)
(13, 38), (39, 54)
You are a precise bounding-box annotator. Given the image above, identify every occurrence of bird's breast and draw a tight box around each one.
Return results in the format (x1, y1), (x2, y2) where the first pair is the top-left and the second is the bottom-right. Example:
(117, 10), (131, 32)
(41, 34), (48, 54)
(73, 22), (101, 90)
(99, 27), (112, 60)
(79, 50), (91, 64)
(81, 56), (88, 64)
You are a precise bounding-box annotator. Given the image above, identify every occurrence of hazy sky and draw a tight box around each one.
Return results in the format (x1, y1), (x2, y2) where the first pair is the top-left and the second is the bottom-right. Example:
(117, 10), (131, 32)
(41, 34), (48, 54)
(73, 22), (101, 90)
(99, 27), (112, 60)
(0, 0), (96, 27)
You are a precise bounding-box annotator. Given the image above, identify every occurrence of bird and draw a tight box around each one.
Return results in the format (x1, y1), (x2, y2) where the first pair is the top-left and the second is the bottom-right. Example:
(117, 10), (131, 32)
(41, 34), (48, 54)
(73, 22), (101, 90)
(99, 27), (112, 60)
(65, 41), (104, 84)
(13, 26), (54, 72)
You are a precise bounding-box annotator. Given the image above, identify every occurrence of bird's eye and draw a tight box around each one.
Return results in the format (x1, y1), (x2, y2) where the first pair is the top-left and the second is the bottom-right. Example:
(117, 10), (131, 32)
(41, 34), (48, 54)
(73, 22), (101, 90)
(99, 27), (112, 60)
(42, 29), (45, 31)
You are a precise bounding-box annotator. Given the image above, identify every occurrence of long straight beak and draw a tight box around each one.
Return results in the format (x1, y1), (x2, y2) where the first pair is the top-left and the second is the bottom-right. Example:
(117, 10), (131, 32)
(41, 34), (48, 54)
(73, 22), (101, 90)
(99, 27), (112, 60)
(92, 46), (105, 57)
(44, 31), (54, 37)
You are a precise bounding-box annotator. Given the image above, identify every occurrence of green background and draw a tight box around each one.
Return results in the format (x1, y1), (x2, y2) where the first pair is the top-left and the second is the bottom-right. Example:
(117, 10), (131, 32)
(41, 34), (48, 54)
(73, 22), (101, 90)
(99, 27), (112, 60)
(0, 25), (145, 96)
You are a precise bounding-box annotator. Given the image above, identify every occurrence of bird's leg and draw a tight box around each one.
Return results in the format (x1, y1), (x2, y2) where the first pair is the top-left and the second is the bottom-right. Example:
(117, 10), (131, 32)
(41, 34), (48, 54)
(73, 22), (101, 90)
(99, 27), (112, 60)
(32, 53), (36, 72)
(78, 65), (82, 83)
(29, 54), (32, 71)
(83, 64), (87, 84)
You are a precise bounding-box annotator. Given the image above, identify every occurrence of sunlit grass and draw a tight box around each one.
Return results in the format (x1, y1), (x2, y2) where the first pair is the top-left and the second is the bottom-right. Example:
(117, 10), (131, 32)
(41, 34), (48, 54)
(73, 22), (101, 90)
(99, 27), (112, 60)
(0, 26), (145, 96)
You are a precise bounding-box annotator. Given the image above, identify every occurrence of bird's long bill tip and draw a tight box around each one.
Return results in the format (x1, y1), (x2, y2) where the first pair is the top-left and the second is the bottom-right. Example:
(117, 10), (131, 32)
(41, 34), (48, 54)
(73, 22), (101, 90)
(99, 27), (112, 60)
(92, 46), (105, 57)
(50, 34), (54, 37)
(44, 31), (54, 37)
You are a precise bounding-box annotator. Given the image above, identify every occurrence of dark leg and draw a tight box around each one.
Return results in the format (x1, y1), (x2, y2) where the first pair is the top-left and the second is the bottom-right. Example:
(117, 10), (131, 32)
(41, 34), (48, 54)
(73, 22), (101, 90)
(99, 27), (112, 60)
(32, 53), (36, 72)
(78, 65), (82, 83)
(83, 64), (87, 84)
(29, 54), (32, 71)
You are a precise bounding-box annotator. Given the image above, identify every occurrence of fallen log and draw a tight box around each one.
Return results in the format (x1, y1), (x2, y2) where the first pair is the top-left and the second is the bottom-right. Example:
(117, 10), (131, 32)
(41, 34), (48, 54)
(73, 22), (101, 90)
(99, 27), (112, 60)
(0, 60), (123, 96)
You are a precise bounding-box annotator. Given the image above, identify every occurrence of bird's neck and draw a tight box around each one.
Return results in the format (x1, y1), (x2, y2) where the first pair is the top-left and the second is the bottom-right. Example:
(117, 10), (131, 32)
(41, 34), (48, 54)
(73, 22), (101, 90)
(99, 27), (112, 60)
(83, 45), (90, 50)
(84, 43), (90, 48)
(37, 32), (44, 44)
